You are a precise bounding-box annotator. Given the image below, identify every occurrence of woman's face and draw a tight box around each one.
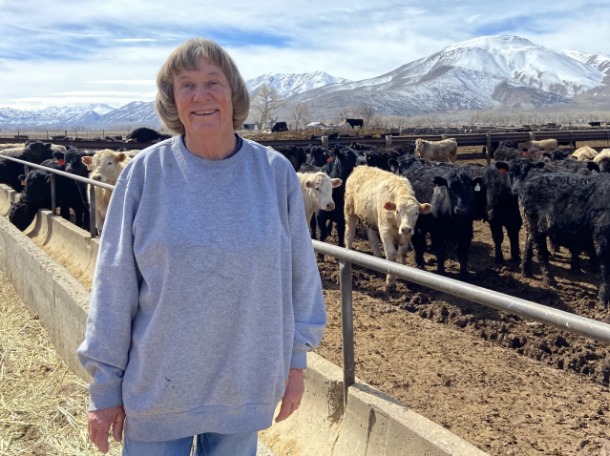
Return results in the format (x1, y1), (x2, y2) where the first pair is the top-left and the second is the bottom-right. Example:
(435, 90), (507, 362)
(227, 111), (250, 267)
(173, 58), (234, 139)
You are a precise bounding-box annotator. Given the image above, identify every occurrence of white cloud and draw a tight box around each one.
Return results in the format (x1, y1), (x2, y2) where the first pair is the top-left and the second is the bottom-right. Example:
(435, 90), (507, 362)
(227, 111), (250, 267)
(1, 0), (610, 109)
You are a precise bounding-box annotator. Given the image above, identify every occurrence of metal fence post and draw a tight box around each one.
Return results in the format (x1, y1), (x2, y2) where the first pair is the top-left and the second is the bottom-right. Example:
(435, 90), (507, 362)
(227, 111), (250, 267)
(89, 185), (97, 237)
(50, 174), (57, 214)
(340, 259), (355, 403)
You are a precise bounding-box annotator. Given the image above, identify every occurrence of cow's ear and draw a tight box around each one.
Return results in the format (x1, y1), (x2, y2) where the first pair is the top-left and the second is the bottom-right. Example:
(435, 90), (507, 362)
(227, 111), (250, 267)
(433, 176), (447, 187)
(82, 156), (93, 166)
(331, 178), (343, 188)
(305, 180), (314, 188)
(117, 153), (127, 162)
(495, 162), (508, 171)
(383, 201), (397, 212)
(420, 202), (432, 214)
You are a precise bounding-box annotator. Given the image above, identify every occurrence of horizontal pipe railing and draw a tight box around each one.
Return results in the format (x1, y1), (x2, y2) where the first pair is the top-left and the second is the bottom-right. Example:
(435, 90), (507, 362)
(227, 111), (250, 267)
(1, 155), (113, 236)
(4, 153), (610, 395)
(311, 240), (610, 390)
(1, 127), (609, 151)
(1, 155), (114, 190)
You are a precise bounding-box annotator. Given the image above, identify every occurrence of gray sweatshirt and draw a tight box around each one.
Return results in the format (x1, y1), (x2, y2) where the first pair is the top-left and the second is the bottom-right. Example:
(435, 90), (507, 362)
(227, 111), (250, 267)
(77, 136), (326, 442)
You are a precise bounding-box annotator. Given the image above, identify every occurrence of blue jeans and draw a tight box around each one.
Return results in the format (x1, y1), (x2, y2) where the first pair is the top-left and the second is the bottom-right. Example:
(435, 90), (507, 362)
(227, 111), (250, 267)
(122, 431), (258, 456)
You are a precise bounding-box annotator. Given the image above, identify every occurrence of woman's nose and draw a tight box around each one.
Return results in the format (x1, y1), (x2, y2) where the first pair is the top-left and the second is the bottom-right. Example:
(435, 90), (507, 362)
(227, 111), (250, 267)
(193, 84), (210, 100)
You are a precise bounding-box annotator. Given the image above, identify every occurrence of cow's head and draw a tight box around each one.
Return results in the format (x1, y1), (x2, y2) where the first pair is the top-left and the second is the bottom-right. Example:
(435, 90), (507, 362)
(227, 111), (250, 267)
(384, 197), (431, 244)
(305, 173), (342, 211)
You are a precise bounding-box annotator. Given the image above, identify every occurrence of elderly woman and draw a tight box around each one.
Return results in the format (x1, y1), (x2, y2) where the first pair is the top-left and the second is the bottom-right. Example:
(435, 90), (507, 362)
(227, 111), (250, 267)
(77, 37), (326, 455)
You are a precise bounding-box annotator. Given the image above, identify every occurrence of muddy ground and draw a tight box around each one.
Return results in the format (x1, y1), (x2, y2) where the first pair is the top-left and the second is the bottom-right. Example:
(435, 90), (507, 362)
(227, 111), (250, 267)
(315, 219), (610, 456)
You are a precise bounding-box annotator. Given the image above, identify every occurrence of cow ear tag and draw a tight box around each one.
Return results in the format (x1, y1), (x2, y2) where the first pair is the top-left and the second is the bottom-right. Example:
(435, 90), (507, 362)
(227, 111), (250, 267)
(475, 183), (481, 191)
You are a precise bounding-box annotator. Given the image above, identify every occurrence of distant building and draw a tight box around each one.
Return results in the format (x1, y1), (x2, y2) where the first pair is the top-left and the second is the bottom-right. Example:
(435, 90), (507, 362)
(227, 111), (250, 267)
(306, 121), (329, 129)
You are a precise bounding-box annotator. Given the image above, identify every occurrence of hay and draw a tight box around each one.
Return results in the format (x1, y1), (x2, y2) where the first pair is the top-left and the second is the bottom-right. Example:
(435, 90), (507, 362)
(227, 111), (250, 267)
(0, 270), (121, 455)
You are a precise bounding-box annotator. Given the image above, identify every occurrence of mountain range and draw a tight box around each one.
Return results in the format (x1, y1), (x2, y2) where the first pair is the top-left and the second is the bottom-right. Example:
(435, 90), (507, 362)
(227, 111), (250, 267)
(1, 35), (609, 130)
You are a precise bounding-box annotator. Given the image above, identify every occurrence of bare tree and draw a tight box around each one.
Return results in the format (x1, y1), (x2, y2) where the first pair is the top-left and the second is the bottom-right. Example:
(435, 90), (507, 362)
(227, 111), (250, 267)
(357, 103), (375, 125)
(291, 103), (310, 130)
(335, 108), (352, 125)
(251, 85), (284, 128)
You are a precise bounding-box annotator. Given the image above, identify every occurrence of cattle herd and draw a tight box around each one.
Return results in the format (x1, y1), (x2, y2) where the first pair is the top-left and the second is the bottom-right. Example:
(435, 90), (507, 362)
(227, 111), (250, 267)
(2, 135), (610, 310)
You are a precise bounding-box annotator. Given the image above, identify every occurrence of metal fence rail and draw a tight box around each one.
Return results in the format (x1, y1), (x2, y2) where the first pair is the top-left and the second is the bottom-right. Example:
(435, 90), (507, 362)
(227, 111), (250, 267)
(3, 153), (610, 401)
(311, 240), (610, 397)
(1, 127), (609, 153)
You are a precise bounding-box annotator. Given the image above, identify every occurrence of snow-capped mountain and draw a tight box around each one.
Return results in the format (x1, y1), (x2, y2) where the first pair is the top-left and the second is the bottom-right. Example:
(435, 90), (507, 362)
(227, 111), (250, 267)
(247, 71), (351, 98)
(280, 35), (607, 118)
(1, 35), (609, 128)
(562, 50), (610, 79)
(0, 104), (116, 128)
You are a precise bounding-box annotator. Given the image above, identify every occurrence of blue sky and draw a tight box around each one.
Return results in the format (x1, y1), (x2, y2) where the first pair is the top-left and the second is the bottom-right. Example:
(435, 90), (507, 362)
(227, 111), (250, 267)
(1, 0), (609, 110)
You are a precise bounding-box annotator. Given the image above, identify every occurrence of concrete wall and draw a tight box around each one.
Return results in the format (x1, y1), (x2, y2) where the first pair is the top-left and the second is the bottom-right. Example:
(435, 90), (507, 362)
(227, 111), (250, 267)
(0, 184), (488, 456)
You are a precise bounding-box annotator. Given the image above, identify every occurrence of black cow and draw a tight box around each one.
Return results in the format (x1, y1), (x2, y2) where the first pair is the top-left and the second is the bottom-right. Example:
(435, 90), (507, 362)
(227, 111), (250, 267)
(508, 159), (610, 308)
(0, 148), (28, 191)
(492, 140), (520, 162)
(271, 122), (288, 132)
(304, 145), (333, 168)
(313, 146), (360, 248)
(345, 118), (364, 129)
(357, 146), (411, 171)
(272, 145), (307, 172)
(394, 155), (482, 280)
(0, 141), (58, 191)
(464, 162), (522, 265)
(9, 159), (58, 230)
(126, 127), (170, 143)
(9, 150), (91, 231)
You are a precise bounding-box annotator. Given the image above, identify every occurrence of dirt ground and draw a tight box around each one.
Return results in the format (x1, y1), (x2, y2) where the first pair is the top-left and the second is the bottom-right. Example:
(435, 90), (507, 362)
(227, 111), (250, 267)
(315, 219), (610, 456)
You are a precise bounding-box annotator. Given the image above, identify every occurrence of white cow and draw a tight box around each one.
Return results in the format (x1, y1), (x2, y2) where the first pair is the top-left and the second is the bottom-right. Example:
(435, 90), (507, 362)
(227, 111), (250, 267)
(517, 139), (558, 152)
(344, 165), (432, 289)
(415, 138), (458, 162)
(82, 149), (131, 234)
(297, 171), (342, 229)
(571, 145), (598, 161)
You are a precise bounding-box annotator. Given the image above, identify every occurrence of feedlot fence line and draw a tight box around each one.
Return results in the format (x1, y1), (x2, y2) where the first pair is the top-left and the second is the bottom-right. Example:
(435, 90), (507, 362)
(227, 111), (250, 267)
(4, 155), (610, 400)
(1, 127), (609, 160)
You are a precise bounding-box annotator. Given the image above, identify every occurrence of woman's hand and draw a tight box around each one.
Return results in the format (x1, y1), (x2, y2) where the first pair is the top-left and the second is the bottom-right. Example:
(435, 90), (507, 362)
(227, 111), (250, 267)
(87, 405), (126, 453)
(275, 368), (305, 422)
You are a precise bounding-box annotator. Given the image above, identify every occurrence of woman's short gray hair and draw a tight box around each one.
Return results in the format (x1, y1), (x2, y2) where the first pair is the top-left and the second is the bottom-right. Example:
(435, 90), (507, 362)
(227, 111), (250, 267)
(155, 37), (250, 134)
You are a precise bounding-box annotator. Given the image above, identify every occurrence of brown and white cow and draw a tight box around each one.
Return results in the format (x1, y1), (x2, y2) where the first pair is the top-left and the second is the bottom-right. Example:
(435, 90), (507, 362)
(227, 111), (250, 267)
(415, 138), (458, 162)
(297, 171), (342, 230)
(82, 149), (131, 234)
(344, 165), (432, 289)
